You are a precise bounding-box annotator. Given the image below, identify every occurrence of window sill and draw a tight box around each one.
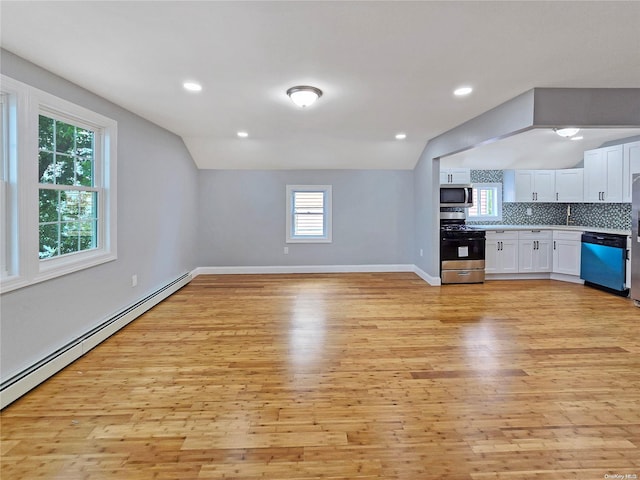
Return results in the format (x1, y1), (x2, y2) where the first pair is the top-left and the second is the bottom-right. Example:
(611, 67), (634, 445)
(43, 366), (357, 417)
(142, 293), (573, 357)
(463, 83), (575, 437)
(286, 238), (332, 244)
(1, 250), (116, 294)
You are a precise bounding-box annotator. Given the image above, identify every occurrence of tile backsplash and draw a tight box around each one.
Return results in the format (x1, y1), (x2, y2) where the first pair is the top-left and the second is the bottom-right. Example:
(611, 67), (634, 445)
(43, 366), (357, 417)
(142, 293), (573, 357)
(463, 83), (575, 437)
(446, 169), (632, 230)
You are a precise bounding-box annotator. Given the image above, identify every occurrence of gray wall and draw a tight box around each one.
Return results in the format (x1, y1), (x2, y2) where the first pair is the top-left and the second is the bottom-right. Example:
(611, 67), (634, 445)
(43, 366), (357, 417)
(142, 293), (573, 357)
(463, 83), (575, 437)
(197, 170), (414, 266)
(414, 91), (536, 278)
(0, 51), (199, 380)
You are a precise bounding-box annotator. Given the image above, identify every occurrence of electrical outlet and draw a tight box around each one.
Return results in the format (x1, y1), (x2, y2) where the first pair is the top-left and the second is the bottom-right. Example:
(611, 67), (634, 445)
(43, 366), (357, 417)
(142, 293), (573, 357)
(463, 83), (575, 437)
(284, 246), (289, 254)
(526, 207), (532, 216)
(131, 274), (137, 287)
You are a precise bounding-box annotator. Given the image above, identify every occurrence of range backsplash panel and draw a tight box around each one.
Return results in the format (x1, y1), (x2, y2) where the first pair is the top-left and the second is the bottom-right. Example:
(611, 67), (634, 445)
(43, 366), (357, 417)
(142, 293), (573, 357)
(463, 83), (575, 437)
(442, 169), (632, 230)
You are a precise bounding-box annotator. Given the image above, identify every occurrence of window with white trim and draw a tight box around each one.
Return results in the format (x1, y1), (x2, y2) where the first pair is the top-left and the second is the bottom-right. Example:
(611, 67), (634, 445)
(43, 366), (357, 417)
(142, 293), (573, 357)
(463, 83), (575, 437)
(0, 75), (117, 293)
(468, 183), (502, 221)
(1, 92), (12, 279)
(38, 114), (100, 259)
(286, 185), (332, 243)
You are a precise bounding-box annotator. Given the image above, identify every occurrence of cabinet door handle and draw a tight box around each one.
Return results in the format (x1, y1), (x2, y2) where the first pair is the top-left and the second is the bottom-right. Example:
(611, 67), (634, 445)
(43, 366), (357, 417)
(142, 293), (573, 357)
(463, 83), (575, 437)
(554, 241), (556, 250)
(556, 192), (559, 201)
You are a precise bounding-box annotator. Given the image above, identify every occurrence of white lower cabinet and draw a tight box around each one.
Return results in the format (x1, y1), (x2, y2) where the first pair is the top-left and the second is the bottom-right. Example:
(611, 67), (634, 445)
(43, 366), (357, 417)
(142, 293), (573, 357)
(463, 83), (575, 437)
(486, 229), (582, 277)
(485, 231), (519, 274)
(552, 230), (582, 276)
(518, 230), (553, 273)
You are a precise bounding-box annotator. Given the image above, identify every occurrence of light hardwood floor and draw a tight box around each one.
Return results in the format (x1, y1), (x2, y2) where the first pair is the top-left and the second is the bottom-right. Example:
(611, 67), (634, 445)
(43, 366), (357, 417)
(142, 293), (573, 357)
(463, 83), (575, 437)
(2, 273), (639, 479)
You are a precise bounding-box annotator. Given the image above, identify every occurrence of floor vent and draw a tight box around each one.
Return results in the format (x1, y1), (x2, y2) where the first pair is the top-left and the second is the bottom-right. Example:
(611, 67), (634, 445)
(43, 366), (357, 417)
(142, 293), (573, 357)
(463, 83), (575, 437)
(0, 272), (192, 409)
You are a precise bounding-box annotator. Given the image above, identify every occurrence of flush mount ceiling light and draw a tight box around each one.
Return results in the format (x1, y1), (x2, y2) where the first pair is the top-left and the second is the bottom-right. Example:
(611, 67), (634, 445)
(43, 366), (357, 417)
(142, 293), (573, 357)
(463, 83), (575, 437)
(453, 86), (473, 97)
(554, 127), (580, 138)
(183, 81), (202, 92)
(286, 85), (323, 108)
(237, 131), (249, 138)
(395, 133), (407, 140)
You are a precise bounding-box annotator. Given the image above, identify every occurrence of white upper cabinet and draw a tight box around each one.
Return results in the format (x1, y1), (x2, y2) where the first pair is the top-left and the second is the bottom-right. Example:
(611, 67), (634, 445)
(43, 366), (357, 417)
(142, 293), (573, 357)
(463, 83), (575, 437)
(555, 169), (584, 203)
(583, 144), (623, 203)
(623, 141), (640, 203)
(503, 170), (555, 202)
(440, 168), (471, 185)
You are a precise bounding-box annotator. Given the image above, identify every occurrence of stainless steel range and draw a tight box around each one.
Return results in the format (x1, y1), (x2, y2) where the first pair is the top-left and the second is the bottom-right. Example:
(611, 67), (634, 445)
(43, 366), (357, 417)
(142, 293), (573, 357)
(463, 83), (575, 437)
(440, 212), (486, 284)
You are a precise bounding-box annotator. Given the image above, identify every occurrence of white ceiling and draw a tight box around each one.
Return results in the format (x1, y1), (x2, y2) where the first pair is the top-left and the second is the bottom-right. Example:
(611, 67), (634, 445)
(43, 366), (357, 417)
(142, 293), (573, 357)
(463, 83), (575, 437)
(2, 1), (639, 170)
(442, 127), (640, 170)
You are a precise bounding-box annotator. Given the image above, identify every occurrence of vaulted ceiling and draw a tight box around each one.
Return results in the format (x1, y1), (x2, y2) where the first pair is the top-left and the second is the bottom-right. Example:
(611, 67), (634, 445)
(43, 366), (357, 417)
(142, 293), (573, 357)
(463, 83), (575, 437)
(2, 1), (639, 170)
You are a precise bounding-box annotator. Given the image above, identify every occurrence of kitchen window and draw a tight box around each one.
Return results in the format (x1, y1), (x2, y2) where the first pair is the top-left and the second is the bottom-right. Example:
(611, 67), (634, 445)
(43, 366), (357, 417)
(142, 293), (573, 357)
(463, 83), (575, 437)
(286, 185), (332, 243)
(0, 75), (117, 293)
(468, 183), (502, 221)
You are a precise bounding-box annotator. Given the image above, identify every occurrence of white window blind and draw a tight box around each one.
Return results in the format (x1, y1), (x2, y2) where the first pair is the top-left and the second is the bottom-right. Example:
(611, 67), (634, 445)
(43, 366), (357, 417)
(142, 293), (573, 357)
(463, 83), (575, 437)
(293, 191), (325, 237)
(468, 183), (502, 221)
(286, 185), (332, 243)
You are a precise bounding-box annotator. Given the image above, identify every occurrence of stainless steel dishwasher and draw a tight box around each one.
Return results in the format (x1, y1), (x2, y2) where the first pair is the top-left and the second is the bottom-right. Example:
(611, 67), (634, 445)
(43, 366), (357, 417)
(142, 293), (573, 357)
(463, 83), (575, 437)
(580, 232), (629, 296)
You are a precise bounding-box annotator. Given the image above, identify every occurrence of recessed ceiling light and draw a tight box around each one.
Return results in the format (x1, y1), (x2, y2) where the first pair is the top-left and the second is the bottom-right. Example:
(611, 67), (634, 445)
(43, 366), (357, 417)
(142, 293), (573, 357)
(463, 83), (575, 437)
(395, 133), (407, 140)
(237, 131), (249, 138)
(454, 86), (473, 97)
(183, 82), (202, 92)
(570, 136), (584, 141)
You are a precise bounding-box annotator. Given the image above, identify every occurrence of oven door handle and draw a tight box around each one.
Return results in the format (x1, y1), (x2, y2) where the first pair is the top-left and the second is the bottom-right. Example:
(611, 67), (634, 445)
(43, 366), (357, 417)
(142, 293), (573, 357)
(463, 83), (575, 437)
(441, 238), (484, 244)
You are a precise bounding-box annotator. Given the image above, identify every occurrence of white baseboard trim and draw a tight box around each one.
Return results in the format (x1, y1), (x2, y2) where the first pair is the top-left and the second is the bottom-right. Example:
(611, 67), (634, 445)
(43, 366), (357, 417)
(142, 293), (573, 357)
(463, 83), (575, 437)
(412, 265), (442, 286)
(0, 272), (192, 410)
(486, 273), (550, 281)
(486, 272), (584, 283)
(193, 264), (416, 276)
(550, 273), (585, 284)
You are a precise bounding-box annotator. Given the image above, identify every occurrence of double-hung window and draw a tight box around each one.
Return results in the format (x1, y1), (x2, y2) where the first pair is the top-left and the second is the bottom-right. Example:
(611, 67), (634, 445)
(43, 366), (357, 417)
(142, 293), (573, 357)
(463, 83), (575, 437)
(286, 185), (332, 243)
(0, 75), (117, 293)
(467, 183), (502, 222)
(0, 91), (14, 280)
(38, 113), (99, 259)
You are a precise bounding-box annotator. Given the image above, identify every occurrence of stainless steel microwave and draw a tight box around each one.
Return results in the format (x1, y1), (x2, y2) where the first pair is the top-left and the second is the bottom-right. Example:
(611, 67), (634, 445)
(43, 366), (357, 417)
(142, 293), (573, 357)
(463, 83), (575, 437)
(440, 184), (473, 207)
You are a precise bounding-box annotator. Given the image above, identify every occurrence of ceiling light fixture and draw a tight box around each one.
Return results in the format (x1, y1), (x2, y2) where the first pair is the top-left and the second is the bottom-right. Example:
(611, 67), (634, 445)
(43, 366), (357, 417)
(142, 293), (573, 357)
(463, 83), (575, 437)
(454, 86), (473, 97)
(395, 133), (407, 140)
(570, 136), (584, 141)
(286, 85), (323, 108)
(237, 131), (249, 138)
(183, 82), (202, 92)
(554, 127), (580, 138)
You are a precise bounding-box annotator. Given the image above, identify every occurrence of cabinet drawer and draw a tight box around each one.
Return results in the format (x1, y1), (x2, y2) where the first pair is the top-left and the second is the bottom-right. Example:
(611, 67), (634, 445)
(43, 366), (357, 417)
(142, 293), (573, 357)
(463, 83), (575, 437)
(486, 231), (519, 240)
(518, 230), (552, 240)
(553, 230), (583, 241)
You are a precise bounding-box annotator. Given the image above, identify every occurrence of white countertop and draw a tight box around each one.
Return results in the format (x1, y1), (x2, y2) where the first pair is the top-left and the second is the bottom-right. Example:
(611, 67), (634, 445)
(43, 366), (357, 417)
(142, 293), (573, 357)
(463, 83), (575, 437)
(470, 224), (632, 237)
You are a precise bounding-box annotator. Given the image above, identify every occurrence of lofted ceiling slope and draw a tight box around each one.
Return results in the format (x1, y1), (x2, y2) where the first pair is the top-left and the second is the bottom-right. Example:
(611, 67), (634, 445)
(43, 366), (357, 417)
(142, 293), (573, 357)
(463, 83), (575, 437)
(1, 1), (639, 170)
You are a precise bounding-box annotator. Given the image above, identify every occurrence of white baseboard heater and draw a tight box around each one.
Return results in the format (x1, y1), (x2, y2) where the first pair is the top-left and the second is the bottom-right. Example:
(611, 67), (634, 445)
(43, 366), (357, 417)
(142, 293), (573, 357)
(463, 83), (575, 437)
(0, 272), (192, 409)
